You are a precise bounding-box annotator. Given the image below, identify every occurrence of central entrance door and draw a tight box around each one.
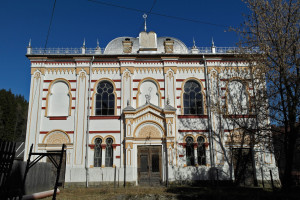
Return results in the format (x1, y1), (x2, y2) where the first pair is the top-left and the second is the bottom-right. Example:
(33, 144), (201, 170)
(232, 148), (255, 186)
(137, 145), (162, 186)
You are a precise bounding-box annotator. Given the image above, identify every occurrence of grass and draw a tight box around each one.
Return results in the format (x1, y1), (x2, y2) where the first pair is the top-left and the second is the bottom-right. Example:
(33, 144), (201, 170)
(44, 185), (300, 200)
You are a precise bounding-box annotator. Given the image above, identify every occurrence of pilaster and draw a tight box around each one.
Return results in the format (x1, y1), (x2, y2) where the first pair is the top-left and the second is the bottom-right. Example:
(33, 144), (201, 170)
(24, 71), (44, 160)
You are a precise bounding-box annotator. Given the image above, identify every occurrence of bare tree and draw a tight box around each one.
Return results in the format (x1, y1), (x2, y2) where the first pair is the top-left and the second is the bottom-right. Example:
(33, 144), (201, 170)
(237, 0), (300, 189)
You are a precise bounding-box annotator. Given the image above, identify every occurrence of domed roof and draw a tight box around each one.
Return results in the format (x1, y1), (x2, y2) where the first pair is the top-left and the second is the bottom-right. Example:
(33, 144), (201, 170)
(104, 37), (139, 54)
(157, 37), (188, 54)
(103, 33), (188, 54)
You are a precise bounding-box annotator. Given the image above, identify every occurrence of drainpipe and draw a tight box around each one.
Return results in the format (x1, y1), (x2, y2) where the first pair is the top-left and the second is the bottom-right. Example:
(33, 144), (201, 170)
(203, 55), (215, 172)
(86, 56), (94, 187)
(164, 134), (169, 186)
(249, 64), (258, 187)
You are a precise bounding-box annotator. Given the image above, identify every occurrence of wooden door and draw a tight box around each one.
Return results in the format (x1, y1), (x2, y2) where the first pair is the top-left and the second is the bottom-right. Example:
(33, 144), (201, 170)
(137, 146), (161, 185)
(232, 148), (254, 186)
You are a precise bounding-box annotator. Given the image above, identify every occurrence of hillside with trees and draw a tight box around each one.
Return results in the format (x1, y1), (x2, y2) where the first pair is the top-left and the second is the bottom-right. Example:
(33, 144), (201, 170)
(0, 89), (28, 142)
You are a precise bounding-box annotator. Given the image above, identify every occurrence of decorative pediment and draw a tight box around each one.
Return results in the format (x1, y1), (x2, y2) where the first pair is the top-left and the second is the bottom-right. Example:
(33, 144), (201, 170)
(42, 130), (71, 144)
(124, 103), (175, 139)
(137, 125), (161, 138)
(135, 112), (164, 128)
(134, 122), (164, 139)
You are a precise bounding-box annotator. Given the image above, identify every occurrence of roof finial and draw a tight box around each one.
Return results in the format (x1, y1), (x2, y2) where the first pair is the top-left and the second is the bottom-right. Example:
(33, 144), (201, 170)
(97, 38), (99, 48)
(193, 37), (196, 48)
(166, 96), (170, 105)
(143, 13), (147, 32)
(83, 38), (86, 47)
(212, 37), (215, 47)
(28, 38), (31, 47)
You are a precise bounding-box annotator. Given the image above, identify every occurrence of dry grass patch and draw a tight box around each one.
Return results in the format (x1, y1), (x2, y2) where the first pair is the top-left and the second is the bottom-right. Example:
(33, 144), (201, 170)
(44, 186), (173, 200)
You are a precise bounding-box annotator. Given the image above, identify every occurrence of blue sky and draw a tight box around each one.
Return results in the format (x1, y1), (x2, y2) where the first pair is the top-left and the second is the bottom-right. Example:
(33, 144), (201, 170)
(0, 0), (248, 100)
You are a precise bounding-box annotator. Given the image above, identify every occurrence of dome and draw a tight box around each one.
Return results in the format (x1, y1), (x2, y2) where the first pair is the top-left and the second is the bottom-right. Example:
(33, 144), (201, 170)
(103, 33), (188, 54)
(104, 37), (139, 54)
(157, 37), (188, 54)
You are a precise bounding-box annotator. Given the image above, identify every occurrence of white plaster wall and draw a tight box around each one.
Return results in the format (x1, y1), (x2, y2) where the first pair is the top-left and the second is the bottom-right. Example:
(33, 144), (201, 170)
(89, 120), (121, 131)
(177, 119), (208, 130)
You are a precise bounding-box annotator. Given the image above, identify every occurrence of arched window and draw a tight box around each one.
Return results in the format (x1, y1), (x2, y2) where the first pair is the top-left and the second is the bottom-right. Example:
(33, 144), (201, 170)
(94, 138), (102, 167)
(95, 81), (115, 115)
(183, 80), (203, 115)
(105, 138), (113, 167)
(48, 81), (70, 116)
(197, 136), (206, 166)
(227, 81), (249, 114)
(186, 137), (195, 166)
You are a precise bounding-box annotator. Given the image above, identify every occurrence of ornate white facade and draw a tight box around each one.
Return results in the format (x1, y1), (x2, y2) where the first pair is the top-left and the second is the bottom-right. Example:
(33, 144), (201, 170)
(24, 30), (279, 186)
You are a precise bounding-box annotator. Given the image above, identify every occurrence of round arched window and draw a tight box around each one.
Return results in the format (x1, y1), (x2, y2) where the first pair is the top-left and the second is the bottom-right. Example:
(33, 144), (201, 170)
(197, 136), (206, 166)
(105, 138), (114, 167)
(185, 137), (195, 166)
(94, 138), (102, 167)
(183, 80), (203, 115)
(95, 81), (115, 115)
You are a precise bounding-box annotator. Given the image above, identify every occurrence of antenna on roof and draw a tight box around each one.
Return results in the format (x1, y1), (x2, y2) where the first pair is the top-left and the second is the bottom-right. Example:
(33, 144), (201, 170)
(143, 13), (147, 32)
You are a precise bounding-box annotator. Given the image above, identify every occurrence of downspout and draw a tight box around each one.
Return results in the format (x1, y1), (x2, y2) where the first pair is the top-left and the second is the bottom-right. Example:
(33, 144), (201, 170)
(164, 111), (169, 187)
(203, 55), (215, 171)
(86, 56), (94, 187)
(249, 64), (258, 187)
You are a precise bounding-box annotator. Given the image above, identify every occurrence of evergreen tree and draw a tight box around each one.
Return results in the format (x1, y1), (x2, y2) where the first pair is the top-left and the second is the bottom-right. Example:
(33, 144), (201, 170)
(0, 89), (28, 142)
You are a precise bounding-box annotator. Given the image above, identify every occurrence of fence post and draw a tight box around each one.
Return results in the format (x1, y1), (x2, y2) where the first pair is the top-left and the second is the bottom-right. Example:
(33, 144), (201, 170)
(261, 167), (264, 188)
(22, 144), (33, 197)
(269, 170), (274, 191)
(216, 168), (219, 186)
(114, 166), (116, 188)
(52, 144), (65, 200)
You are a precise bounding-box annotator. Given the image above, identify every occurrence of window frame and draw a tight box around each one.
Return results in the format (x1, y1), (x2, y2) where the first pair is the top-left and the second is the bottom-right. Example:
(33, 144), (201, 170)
(94, 138), (102, 167)
(197, 136), (206, 166)
(183, 80), (204, 115)
(186, 136), (195, 166)
(105, 138), (114, 167)
(95, 80), (115, 116)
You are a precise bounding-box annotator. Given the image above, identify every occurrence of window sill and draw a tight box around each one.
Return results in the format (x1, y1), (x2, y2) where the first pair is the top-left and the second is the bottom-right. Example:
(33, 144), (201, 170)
(90, 116), (121, 120)
(184, 165), (208, 168)
(223, 115), (256, 118)
(178, 115), (208, 119)
(48, 116), (68, 120)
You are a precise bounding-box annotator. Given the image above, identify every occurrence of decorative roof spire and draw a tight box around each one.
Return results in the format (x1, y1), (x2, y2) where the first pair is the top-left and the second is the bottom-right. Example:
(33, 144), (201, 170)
(97, 38), (99, 48)
(143, 13), (147, 32)
(166, 97), (170, 105)
(211, 37), (216, 54)
(28, 38), (31, 47)
(193, 37), (196, 48)
(83, 38), (86, 47)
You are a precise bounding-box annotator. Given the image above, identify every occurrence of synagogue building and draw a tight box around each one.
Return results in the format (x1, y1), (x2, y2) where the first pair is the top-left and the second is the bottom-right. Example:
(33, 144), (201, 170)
(24, 26), (279, 186)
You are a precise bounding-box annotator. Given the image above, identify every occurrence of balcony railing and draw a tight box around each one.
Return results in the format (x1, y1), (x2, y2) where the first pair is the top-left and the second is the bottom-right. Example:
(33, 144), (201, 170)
(28, 46), (260, 55)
